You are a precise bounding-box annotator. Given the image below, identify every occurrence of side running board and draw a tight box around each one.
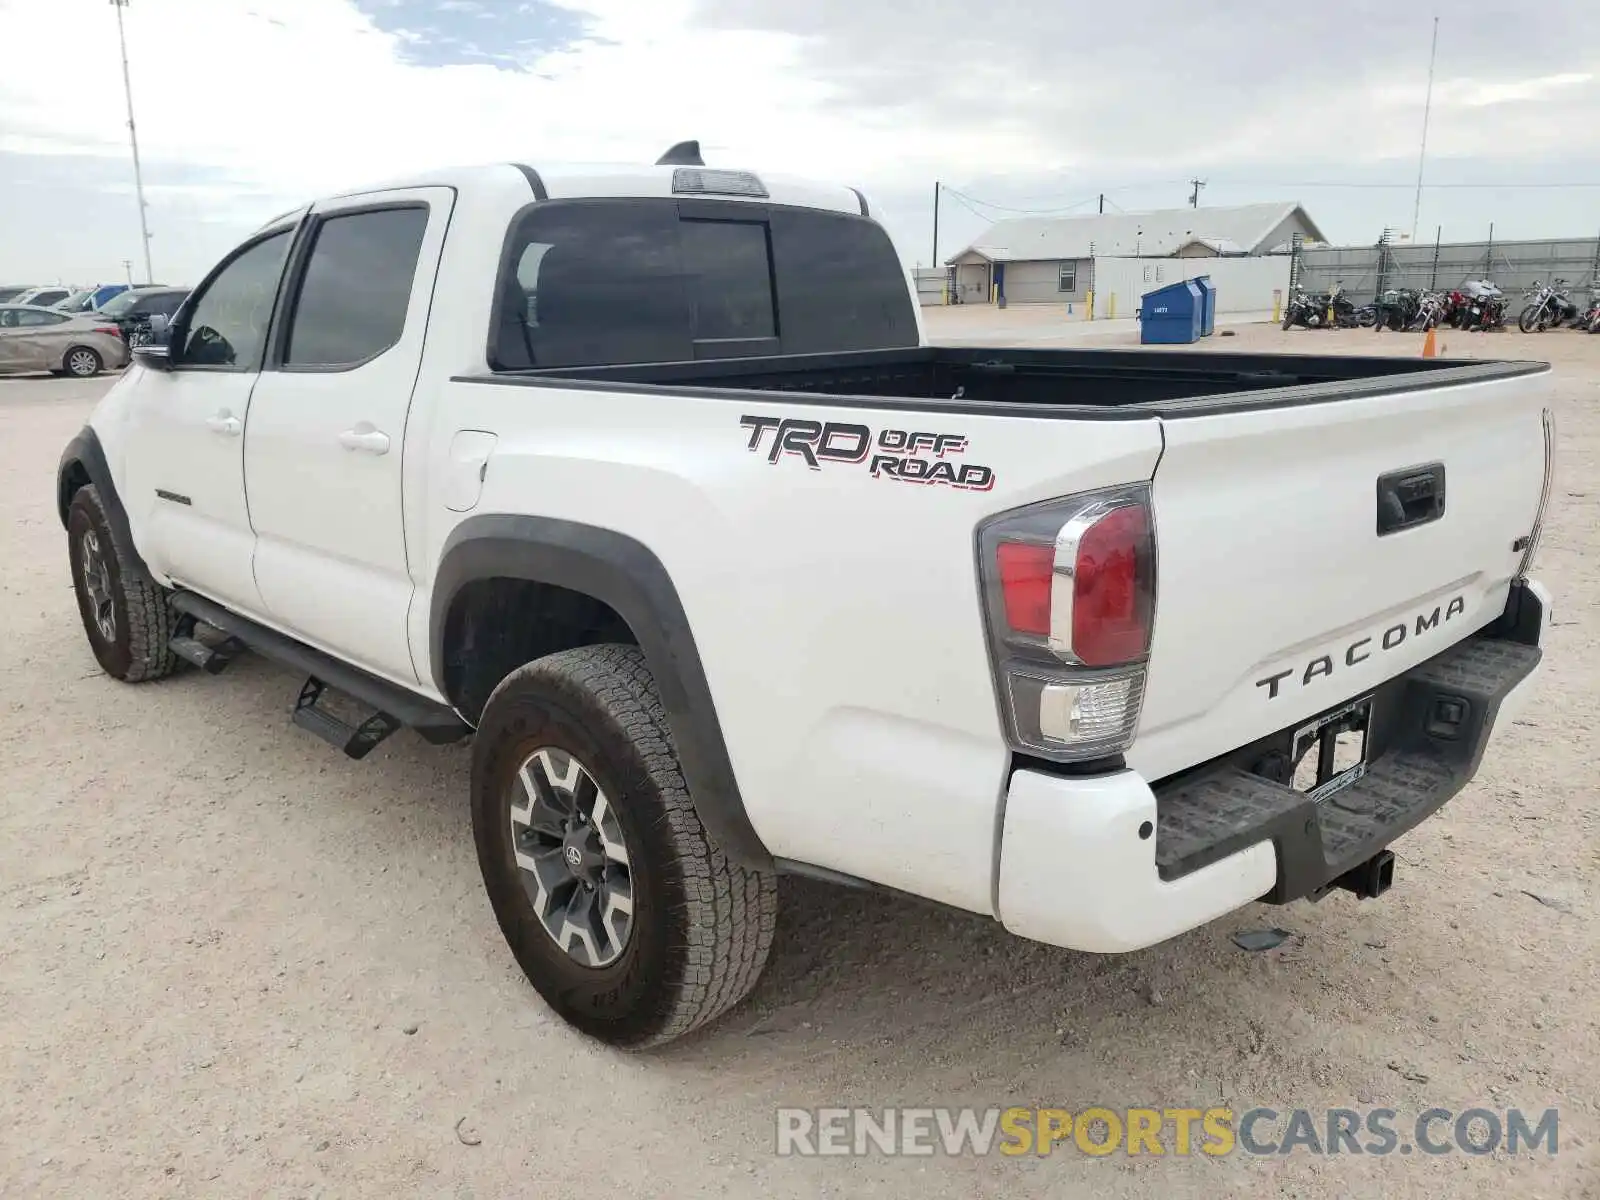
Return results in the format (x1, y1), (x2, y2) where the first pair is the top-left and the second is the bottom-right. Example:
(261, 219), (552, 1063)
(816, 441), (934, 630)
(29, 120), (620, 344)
(168, 591), (471, 755)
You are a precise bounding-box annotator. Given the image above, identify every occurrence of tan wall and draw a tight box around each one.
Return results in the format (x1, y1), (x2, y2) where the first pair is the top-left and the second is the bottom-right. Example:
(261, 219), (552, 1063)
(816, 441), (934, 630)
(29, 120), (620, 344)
(998, 259), (1090, 304)
(954, 261), (991, 303)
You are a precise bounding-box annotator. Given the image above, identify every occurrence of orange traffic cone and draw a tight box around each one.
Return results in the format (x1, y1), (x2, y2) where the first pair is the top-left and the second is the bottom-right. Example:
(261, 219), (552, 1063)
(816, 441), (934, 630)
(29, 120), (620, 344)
(1422, 326), (1438, 358)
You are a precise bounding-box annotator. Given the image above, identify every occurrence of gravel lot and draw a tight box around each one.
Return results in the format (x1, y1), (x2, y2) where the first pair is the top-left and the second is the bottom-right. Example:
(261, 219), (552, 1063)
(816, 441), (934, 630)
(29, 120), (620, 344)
(2, 320), (1596, 1198)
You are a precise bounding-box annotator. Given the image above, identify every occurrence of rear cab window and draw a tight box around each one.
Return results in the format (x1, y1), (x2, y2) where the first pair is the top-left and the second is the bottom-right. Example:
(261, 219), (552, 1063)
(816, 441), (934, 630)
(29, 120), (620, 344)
(491, 198), (915, 370)
(283, 206), (430, 368)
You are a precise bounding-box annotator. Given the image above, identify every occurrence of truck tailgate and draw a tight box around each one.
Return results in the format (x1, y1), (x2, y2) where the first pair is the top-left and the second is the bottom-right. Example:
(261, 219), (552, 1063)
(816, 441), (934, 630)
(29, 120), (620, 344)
(1131, 367), (1551, 782)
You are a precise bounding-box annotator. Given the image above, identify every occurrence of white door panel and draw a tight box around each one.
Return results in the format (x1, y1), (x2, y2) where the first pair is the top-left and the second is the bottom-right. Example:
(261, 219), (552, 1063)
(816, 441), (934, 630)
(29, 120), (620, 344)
(124, 372), (263, 609)
(245, 188), (454, 684)
(121, 227), (295, 612)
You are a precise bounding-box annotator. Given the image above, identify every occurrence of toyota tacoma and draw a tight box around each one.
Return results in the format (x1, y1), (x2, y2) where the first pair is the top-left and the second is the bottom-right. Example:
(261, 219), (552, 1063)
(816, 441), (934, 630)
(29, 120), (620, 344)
(57, 143), (1555, 1046)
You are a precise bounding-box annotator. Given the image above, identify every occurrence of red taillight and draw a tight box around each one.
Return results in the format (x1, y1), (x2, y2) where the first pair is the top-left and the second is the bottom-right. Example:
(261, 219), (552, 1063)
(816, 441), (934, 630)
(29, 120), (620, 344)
(978, 485), (1156, 763)
(1071, 504), (1152, 667)
(94, 326), (121, 337)
(996, 542), (1053, 636)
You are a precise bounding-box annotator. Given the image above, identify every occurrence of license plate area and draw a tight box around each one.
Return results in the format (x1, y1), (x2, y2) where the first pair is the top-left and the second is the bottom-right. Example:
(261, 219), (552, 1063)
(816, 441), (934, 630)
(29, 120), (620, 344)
(1290, 695), (1373, 802)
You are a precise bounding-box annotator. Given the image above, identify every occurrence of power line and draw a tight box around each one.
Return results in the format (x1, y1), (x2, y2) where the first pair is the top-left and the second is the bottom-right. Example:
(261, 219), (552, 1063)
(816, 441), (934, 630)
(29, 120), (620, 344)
(939, 185), (1099, 216)
(944, 178), (1600, 219)
(1228, 180), (1600, 190)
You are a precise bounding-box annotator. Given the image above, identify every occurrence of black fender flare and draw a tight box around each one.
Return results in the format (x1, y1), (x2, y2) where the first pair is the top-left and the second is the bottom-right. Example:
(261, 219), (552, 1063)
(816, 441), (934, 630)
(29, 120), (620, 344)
(57, 426), (152, 582)
(429, 514), (772, 871)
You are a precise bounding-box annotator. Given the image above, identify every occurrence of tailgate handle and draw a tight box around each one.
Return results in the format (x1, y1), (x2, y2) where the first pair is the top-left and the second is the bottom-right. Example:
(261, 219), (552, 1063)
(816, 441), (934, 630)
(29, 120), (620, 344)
(1376, 462), (1446, 535)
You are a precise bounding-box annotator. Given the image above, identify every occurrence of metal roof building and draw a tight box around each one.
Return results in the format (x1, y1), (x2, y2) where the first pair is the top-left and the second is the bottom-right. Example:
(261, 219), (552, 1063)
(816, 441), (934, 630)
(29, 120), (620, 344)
(945, 202), (1327, 306)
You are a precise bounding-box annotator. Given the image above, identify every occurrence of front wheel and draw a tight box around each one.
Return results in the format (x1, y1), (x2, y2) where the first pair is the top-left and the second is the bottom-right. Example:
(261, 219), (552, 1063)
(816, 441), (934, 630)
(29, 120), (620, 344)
(1518, 305), (1541, 333)
(471, 644), (777, 1047)
(67, 485), (179, 682)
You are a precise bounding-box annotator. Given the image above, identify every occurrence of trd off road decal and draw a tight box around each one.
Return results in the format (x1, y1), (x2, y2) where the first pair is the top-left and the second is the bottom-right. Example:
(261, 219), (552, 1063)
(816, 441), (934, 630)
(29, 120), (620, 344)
(738, 415), (996, 492)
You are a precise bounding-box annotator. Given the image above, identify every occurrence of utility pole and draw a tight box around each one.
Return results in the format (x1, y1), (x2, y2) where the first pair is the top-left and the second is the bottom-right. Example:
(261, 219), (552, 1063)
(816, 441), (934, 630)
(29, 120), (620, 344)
(1188, 178), (1206, 208)
(122, 259), (133, 286)
(111, 0), (154, 284)
(931, 181), (940, 275)
(1411, 16), (1440, 243)
(1098, 193), (1104, 214)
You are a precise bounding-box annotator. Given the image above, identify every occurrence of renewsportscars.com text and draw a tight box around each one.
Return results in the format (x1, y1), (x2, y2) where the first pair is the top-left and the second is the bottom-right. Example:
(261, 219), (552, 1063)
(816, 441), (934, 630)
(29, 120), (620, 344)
(775, 1106), (1559, 1158)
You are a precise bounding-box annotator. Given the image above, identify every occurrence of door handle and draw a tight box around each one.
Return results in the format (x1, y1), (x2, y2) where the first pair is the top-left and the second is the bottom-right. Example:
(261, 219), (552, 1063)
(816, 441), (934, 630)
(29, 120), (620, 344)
(205, 412), (242, 436)
(338, 425), (391, 455)
(1376, 462), (1446, 535)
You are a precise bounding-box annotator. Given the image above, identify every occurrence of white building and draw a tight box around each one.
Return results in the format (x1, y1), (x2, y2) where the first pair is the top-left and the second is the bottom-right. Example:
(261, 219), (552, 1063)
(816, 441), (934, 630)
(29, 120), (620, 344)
(946, 202), (1327, 306)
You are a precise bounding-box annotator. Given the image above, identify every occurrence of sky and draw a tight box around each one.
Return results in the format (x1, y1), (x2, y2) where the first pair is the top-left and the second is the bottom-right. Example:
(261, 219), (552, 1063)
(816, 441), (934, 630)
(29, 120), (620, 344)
(1, 0), (1598, 286)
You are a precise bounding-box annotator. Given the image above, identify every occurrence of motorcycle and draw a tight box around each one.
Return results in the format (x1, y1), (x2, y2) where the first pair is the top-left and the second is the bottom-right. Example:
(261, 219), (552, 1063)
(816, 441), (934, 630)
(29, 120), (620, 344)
(1518, 279), (1579, 332)
(1411, 289), (1451, 331)
(1374, 287), (1422, 331)
(1575, 289), (1600, 334)
(1457, 279), (1506, 331)
(1283, 282), (1360, 330)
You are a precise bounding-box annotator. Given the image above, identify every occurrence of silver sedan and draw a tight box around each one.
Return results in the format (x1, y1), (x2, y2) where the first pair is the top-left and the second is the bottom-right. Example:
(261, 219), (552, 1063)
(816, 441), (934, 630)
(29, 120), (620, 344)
(0, 305), (130, 378)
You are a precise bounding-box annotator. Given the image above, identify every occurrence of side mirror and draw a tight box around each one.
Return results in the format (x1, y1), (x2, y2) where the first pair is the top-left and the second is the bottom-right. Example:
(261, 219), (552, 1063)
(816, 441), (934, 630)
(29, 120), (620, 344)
(133, 342), (173, 371)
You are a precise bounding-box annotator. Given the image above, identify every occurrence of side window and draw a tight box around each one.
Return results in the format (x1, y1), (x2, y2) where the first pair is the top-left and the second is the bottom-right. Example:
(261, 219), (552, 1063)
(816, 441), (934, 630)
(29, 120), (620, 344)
(17, 309), (68, 327)
(495, 200), (689, 370)
(179, 230), (292, 369)
(678, 220), (775, 342)
(283, 207), (429, 368)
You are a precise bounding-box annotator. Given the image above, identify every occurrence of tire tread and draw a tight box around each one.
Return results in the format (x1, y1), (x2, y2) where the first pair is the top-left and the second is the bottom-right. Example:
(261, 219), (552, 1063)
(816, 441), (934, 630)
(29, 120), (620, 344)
(70, 485), (178, 682)
(486, 644), (776, 1045)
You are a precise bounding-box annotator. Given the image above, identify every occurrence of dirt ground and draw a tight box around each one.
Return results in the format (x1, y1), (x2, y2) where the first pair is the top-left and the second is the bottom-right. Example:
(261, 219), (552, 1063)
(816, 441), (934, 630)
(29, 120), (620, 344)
(2, 318), (1596, 1199)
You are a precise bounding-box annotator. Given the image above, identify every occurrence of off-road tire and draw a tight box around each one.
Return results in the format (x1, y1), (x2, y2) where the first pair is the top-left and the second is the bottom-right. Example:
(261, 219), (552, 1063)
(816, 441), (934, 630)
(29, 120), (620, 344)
(471, 644), (777, 1047)
(67, 484), (179, 682)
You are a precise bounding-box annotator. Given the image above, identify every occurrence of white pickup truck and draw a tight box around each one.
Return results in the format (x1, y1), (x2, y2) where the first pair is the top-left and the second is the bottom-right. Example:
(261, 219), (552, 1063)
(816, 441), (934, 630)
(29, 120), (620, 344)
(58, 144), (1555, 1047)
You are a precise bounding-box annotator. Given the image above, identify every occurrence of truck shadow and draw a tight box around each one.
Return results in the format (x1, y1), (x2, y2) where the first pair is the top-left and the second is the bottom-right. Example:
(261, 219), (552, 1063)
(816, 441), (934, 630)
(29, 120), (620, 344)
(657, 871), (1316, 1081)
(179, 654), (1363, 1089)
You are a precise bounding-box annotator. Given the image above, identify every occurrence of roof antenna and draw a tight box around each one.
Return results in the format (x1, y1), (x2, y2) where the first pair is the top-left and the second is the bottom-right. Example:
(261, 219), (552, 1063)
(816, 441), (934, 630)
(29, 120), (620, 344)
(656, 140), (704, 166)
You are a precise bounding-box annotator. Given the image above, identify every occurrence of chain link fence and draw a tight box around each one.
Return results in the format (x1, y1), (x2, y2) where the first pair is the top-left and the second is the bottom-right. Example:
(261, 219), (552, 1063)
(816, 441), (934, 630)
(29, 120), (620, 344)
(1294, 234), (1600, 305)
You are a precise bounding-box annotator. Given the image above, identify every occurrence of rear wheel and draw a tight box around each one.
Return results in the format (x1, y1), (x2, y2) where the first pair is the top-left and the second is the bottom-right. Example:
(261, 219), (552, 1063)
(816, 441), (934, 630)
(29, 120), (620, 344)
(471, 644), (777, 1047)
(63, 346), (102, 378)
(67, 485), (179, 682)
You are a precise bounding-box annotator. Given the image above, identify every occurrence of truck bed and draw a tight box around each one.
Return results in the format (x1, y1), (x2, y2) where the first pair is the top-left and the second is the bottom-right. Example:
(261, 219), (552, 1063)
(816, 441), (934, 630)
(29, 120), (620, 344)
(481, 345), (1545, 417)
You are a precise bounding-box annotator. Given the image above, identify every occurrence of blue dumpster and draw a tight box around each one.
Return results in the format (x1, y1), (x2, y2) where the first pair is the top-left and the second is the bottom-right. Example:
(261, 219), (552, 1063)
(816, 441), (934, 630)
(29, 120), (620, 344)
(1139, 280), (1202, 345)
(1192, 275), (1217, 336)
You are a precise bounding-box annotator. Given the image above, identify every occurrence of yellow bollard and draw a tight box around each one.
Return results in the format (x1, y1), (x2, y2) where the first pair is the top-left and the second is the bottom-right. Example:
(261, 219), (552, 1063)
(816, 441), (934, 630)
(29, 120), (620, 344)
(1109, 293), (1117, 320)
(1271, 292), (1281, 323)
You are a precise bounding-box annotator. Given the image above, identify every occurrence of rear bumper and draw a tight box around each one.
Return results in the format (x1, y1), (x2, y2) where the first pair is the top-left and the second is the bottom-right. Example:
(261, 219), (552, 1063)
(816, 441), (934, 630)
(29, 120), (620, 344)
(996, 578), (1550, 953)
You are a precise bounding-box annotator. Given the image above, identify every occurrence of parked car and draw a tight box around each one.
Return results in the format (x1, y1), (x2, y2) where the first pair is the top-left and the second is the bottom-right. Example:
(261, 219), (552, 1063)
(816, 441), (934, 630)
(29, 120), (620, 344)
(56, 284), (132, 314)
(57, 153), (1554, 1048)
(97, 286), (189, 344)
(0, 305), (128, 377)
(12, 286), (73, 309)
(0, 285), (34, 304)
